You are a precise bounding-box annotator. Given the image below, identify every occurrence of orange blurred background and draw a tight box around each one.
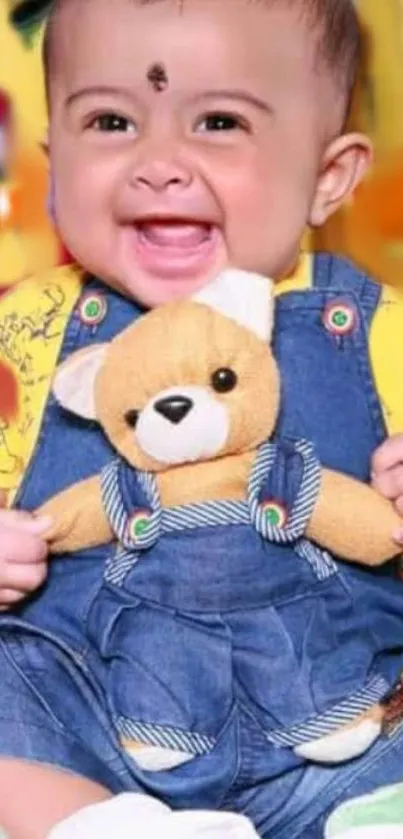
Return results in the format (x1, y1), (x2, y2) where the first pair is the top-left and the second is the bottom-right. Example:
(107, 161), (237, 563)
(1, 0), (403, 288)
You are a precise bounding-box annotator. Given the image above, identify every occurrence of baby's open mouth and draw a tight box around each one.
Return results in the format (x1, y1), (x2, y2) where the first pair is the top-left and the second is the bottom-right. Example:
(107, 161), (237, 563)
(124, 218), (220, 281)
(136, 220), (213, 249)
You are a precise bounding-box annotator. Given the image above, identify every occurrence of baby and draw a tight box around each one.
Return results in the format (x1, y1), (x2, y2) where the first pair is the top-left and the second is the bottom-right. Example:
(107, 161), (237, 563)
(1, 1), (403, 838)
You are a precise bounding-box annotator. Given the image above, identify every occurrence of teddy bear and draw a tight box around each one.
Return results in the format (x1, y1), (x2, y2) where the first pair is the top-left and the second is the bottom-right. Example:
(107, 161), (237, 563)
(36, 269), (403, 769)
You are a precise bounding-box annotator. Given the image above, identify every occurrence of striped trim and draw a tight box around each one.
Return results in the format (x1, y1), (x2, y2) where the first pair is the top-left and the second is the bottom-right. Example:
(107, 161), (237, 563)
(101, 440), (331, 584)
(295, 539), (337, 580)
(101, 460), (161, 550)
(102, 438), (321, 544)
(137, 469), (160, 510)
(248, 439), (321, 543)
(115, 716), (215, 756)
(105, 545), (141, 585)
(266, 675), (389, 747)
(162, 499), (250, 532)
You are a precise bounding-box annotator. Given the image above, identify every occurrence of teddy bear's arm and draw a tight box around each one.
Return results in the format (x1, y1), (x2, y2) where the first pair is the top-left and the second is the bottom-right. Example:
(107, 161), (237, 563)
(36, 475), (114, 554)
(305, 467), (402, 565)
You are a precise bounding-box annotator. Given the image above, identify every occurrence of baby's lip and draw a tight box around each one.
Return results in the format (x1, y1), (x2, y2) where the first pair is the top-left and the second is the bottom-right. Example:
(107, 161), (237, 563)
(121, 205), (221, 225)
(128, 211), (218, 224)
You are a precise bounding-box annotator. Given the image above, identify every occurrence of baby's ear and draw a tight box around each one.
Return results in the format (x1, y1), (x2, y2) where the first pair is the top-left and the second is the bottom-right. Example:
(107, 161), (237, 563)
(193, 269), (274, 342)
(53, 344), (108, 420)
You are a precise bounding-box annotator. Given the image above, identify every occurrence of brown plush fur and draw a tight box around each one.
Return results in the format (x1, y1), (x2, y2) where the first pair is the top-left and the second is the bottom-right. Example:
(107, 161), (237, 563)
(39, 475), (113, 554)
(307, 469), (402, 566)
(158, 450), (256, 507)
(37, 297), (403, 567)
(95, 301), (280, 472)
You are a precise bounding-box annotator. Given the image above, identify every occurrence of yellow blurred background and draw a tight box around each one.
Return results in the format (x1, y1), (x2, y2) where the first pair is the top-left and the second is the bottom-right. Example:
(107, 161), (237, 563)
(1, 0), (403, 287)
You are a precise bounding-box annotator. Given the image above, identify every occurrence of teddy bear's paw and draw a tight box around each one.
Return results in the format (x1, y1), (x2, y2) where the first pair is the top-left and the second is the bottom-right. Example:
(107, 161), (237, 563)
(35, 500), (80, 553)
(294, 717), (381, 764)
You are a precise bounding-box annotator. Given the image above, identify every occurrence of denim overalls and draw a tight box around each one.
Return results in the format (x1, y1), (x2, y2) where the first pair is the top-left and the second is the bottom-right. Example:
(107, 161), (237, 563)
(1, 254), (403, 839)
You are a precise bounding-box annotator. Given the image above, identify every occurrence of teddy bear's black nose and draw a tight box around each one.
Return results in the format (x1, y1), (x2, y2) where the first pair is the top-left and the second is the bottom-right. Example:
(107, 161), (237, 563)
(154, 396), (193, 425)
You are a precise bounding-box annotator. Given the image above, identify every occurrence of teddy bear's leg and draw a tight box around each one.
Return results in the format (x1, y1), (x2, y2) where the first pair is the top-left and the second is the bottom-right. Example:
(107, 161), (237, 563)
(294, 704), (384, 764)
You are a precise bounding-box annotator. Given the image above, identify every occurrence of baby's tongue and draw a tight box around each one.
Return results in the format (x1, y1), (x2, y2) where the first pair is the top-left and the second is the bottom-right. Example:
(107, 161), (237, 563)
(139, 222), (209, 248)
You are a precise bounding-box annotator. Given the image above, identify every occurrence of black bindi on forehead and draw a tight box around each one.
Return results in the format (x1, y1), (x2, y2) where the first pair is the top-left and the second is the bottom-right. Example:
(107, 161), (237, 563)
(147, 63), (169, 93)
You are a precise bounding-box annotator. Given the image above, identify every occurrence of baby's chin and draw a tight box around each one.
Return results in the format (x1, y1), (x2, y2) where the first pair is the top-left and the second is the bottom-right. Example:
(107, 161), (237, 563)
(121, 272), (224, 308)
(106, 259), (230, 308)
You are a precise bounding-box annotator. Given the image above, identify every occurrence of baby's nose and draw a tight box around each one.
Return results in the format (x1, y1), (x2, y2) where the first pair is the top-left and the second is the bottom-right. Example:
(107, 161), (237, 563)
(154, 395), (193, 424)
(129, 157), (193, 194)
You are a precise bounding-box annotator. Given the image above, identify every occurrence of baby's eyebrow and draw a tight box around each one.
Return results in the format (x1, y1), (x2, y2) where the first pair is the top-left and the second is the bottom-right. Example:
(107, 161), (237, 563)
(65, 85), (136, 108)
(64, 85), (275, 118)
(191, 90), (275, 116)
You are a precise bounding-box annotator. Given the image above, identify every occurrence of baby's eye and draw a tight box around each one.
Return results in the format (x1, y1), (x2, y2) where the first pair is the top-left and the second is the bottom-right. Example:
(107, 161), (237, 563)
(89, 113), (137, 133)
(196, 112), (248, 133)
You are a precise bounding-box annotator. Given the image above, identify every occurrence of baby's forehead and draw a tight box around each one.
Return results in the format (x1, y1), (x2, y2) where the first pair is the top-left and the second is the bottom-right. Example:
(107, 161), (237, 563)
(45, 0), (353, 135)
(45, 0), (321, 81)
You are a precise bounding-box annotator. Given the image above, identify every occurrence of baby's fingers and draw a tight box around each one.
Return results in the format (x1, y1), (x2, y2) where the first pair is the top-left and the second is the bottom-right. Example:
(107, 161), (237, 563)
(395, 495), (403, 517)
(1, 560), (48, 592)
(0, 510), (52, 535)
(0, 588), (28, 610)
(371, 466), (403, 501)
(372, 435), (403, 476)
(0, 529), (48, 565)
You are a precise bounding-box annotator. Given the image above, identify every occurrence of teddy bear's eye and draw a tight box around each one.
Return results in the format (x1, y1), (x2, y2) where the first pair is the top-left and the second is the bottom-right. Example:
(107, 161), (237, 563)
(211, 368), (237, 394)
(124, 409), (139, 428)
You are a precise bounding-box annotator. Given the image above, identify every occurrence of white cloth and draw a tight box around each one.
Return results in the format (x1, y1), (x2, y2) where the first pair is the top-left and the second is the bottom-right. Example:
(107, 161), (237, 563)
(47, 793), (260, 839)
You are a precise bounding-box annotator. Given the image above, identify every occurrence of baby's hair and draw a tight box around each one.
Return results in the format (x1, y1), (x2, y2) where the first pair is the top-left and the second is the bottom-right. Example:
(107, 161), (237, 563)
(288, 0), (361, 108)
(43, 0), (361, 114)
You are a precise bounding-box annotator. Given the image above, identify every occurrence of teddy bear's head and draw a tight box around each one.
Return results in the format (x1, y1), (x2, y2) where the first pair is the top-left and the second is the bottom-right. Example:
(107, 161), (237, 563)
(54, 270), (280, 472)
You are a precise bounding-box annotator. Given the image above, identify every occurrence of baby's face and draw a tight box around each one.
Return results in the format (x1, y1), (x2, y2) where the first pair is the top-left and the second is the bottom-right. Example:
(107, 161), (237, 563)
(48, 0), (341, 305)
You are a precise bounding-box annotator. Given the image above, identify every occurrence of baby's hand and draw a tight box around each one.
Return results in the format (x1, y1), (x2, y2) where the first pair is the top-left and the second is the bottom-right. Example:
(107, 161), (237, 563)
(0, 500), (51, 609)
(372, 435), (403, 544)
(372, 435), (403, 511)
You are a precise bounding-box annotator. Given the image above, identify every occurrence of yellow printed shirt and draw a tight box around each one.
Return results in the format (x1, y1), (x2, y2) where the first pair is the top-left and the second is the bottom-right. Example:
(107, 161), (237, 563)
(0, 254), (402, 503)
(0, 264), (83, 502)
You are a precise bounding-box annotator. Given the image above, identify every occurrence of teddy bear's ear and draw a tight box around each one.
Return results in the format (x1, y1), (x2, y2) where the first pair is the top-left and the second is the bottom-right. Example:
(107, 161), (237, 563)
(53, 344), (108, 420)
(192, 269), (274, 342)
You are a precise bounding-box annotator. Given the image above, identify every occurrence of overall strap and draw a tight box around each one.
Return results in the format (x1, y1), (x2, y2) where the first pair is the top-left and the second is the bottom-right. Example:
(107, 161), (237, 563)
(313, 252), (381, 321)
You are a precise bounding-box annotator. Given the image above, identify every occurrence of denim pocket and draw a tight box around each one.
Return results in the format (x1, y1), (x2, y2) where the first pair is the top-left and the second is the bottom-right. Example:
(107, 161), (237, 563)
(229, 575), (381, 743)
(89, 590), (234, 770)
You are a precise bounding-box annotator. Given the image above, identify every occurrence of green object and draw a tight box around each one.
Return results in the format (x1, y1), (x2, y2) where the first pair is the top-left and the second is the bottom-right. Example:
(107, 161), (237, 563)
(9, 0), (53, 48)
(325, 783), (403, 838)
(133, 518), (149, 538)
(332, 310), (348, 328)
